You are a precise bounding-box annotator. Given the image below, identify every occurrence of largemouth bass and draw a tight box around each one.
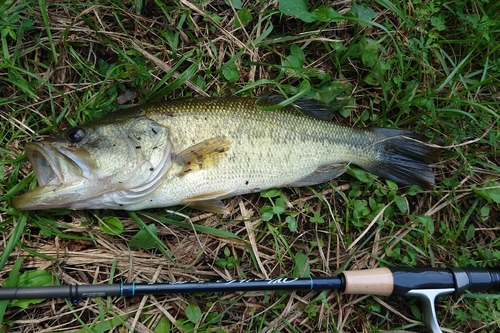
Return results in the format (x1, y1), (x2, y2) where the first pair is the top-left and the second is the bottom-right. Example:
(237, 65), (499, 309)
(12, 97), (441, 212)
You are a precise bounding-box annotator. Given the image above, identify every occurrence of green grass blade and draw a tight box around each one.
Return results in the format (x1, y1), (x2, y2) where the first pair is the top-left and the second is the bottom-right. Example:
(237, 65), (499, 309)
(0, 212), (27, 271)
(0, 258), (24, 324)
(37, 0), (58, 63)
(141, 212), (240, 240)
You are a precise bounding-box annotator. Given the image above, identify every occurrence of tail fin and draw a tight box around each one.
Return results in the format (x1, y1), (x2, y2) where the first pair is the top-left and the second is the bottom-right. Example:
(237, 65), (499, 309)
(364, 128), (442, 189)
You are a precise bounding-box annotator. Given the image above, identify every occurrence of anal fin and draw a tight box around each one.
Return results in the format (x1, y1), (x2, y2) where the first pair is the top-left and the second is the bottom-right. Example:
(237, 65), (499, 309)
(287, 163), (348, 187)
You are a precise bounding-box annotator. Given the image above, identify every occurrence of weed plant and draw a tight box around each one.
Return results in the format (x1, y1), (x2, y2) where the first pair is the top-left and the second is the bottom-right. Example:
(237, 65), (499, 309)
(0, 0), (499, 332)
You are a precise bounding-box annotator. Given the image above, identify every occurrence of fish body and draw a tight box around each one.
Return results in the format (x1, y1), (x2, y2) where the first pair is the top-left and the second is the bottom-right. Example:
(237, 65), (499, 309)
(12, 97), (441, 212)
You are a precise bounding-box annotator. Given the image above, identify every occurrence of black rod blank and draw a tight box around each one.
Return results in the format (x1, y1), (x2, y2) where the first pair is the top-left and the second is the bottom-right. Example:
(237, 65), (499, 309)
(0, 277), (343, 301)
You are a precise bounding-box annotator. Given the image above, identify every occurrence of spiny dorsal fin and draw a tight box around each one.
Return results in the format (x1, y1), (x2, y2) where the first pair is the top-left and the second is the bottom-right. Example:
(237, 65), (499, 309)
(174, 137), (231, 175)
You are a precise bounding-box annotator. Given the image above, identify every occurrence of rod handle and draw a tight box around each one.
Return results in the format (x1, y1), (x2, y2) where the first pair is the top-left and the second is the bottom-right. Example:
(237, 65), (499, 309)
(341, 267), (458, 296)
(451, 268), (500, 293)
(341, 267), (394, 296)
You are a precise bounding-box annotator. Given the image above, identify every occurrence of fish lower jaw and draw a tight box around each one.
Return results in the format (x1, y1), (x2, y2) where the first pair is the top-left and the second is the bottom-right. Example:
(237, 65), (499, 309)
(11, 173), (167, 210)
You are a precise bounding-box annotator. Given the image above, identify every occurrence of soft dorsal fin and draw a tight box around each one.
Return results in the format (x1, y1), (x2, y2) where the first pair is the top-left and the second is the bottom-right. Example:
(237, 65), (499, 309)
(174, 137), (231, 175)
(260, 95), (337, 121)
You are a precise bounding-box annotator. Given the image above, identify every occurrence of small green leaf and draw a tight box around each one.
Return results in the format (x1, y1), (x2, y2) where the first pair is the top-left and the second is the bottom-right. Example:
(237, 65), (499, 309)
(260, 206), (274, 221)
(466, 224), (475, 242)
(386, 180), (398, 192)
(175, 319), (194, 331)
(260, 188), (282, 198)
(7, 28), (17, 40)
(215, 258), (227, 268)
(278, 0), (317, 23)
(224, 247), (231, 257)
(409, 303), (422, 321)
(99, 216), (124, 235)
(20, 19), (35, 30)
(185, 304), (202, 324)
(225, 0), (242, 10)
(130, 224), (157, 250)
(476, 185), (500, 203)
(272, 205), (285, 215)
(226, 257), (236, 269)
(273, 198), (286, 215)
(361, 38), (379, 67)
(289, 44), (305, 65)
(394, 195), (408, 213)
(431, 13), (446, 31)
(349, 4), (378, 26)
(222, 63), (240, 82)
(417, 215), (435, 234)
(406, 185), (422, 196)
(286, 216), (297, 232)
(235, 8), (252, 28)
(19, 270), (52, 285)
(314, 6), (342, 22)
(293, 251), (310, 278)
(154, 316), (171, 333)
(347, 166), (373, 183)
(480, 204), (490, 218)
(309, 211), (324, 224)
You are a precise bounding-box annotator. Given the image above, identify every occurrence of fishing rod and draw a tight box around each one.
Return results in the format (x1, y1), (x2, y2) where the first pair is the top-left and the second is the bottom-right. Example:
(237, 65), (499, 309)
(1, 267), (499, 333)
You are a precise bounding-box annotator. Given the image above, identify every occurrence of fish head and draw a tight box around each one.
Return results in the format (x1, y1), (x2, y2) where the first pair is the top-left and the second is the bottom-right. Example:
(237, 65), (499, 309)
(12, 115), (172, 210)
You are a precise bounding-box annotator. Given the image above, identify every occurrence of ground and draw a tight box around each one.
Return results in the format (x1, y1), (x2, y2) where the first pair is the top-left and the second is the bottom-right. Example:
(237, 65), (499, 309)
(0, 0), (499, 332)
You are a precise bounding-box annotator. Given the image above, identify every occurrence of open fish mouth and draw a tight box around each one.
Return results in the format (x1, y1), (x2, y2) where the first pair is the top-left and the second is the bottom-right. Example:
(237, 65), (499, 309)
(11, 142), (96, 210)
(25, 142), (87, 186)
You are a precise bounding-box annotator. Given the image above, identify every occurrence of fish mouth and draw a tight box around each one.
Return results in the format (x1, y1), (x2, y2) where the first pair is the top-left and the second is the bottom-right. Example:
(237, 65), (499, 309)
(12, 142), (94, 210)
(25, 142), (87, 186)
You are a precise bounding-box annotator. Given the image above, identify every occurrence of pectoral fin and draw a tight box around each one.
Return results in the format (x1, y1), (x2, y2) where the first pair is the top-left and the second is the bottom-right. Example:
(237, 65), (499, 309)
(174, 137), (231, 175)
(287, 163), (348, 187)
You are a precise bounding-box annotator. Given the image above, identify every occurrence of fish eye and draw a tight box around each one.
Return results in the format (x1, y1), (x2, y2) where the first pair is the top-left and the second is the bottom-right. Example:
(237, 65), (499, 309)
(66, 127), (85, 143)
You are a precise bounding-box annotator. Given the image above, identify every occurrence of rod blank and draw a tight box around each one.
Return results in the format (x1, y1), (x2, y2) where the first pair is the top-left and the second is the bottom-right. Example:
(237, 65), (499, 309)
(0, 277), (344, 301)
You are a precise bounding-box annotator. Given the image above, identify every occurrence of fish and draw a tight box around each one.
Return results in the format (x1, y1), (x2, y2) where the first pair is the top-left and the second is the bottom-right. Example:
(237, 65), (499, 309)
(12, 96), (442, 212)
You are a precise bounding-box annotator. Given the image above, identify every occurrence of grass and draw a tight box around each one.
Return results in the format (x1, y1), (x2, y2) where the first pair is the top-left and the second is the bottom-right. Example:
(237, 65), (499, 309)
(0, 0), (499, 332)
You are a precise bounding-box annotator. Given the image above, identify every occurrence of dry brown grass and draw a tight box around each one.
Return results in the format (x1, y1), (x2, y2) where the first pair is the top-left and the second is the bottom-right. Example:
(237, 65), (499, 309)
(1, 0), (499, 332)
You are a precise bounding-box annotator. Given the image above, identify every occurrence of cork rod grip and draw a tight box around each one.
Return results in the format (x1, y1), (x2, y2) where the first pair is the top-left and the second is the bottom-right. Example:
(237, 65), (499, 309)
(342, 267), (394, 296)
